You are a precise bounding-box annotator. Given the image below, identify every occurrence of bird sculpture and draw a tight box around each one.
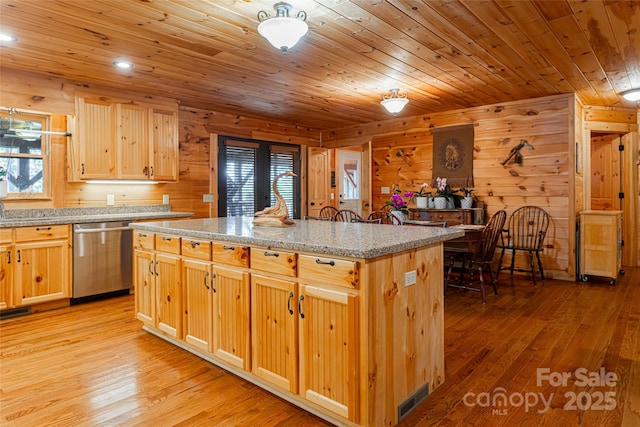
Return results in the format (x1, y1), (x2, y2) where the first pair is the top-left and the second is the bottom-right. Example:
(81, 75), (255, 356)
(253, 171), (297, 227)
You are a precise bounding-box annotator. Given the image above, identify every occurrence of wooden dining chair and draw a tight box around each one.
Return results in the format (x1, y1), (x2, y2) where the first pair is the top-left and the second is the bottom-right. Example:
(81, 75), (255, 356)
(318, 206), (339, 220)
(445, 210), (507, 303)
(303, 215), (331, 221)
(495, 206), (550, 285)
(351, 217), (382, 224)
(367, 210), (398, 225)
(334, 209), (362, 222)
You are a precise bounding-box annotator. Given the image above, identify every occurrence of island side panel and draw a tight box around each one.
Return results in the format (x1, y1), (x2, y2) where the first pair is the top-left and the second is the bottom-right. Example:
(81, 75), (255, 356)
(365, 243), (445, 426)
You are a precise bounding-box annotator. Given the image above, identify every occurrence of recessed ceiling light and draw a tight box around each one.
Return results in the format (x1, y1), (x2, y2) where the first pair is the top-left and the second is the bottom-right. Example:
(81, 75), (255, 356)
(621, 88), (640, 102)
(113, 60), (134, 69)
(0, 33), (17, 43)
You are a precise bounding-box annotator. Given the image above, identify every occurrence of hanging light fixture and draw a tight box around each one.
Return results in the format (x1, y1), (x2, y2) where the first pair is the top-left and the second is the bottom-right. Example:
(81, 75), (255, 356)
(621, 88), (640, 102)
(257, 2), (308, 53)
(381, 88), (409, 114)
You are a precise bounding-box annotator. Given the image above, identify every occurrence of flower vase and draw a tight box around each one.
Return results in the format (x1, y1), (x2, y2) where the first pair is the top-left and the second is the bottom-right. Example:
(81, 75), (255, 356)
(416, 197), (428, 209)
(0, 180), (7, 199)
(461, 196), (473, 209)
(446, 197), (455, 209)
(433, 197), (447, 209)
(389, 210), (406, 224)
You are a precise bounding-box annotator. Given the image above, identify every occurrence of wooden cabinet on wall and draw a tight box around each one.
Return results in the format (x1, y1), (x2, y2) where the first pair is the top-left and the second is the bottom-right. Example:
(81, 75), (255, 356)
(70, 93), (179, 182)
(0, 225), (71, 309)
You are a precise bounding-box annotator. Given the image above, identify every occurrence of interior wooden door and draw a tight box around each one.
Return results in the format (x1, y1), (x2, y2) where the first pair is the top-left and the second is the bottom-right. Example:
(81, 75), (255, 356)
(336, 148), (362, 215)
(307, 147), (331, 217)
(590, 133), (620, 210)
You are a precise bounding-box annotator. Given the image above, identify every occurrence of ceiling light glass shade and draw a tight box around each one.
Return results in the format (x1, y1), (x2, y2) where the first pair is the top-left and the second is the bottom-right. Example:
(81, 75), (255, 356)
(621, 88), (640, 101)
(381, 88), (409, 114)
(257, 2), (308, 53)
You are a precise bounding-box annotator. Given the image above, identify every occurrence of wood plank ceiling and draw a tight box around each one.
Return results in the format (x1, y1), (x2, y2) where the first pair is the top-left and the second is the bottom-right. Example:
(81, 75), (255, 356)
(0, 0), (638, 130)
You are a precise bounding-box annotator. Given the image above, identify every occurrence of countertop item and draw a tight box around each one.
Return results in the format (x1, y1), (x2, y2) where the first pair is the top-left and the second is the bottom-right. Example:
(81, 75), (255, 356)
(131, 217), (464, 259)
(0, 205), (193, 228)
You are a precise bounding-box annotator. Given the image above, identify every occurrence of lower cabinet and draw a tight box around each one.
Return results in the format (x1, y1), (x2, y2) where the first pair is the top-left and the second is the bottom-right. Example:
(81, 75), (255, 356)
(133, 249), (155, 326)
(212, 265), (250, 370)
(155, 253), (182, 338)
(251, 274), (298, 393)
(298, 284), (359, 423)
(183, 258), (212, 352)
(15, 237), (70, 306)
(0, 242), (13, 309)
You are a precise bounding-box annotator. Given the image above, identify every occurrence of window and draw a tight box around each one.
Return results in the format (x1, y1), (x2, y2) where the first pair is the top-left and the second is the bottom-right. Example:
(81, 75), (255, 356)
(0, 110), (50, 198)
(218, 137), (300, 218)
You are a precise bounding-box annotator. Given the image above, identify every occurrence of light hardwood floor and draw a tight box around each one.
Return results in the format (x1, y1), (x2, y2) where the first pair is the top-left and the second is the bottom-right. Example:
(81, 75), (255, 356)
(1, 268), (638, 426)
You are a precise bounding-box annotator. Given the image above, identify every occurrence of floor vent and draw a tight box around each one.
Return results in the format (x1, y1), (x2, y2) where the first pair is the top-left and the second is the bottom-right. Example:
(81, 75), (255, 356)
(0, 306), (31, 319)
(398, 383), (429, 422)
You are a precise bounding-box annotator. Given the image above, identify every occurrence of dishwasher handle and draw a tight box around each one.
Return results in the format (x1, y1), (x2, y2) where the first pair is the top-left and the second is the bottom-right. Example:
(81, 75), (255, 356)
(74, 226), (131, 234)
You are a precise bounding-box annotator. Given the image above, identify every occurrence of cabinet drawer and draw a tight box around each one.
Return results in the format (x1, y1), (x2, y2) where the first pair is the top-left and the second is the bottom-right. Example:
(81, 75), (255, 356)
(15, 225), (69, 242)
(133, 231), (154, 250)
(182, 238), (212, 261)
(298, 255), (359, 289)
(0, 228), (12, 244)
(155, 234), (180, 254)
(251, 248), (296, 277)
(212, 242), (249, 267)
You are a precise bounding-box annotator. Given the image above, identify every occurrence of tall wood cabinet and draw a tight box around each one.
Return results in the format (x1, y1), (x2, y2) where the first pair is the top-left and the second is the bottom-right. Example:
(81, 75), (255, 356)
(579, 210), (623, 284)
(69, 93), (179, 182)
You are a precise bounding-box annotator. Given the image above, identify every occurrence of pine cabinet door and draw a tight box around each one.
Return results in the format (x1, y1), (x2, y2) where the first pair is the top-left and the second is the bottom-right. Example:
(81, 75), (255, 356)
(151, 108), (179, 181)
(298, 284), (359, 423)
(212, 265), (250, 370)
(155, 254), (182, 338)
(117, 103), (150, 179)
(251, 274), (298, 393)
(77, 96), (116, 179)
(14, 240), (69, 306)
(183, 259), (212, 352)
(133, 249), (155, 326)
(0, 244), (13, 309)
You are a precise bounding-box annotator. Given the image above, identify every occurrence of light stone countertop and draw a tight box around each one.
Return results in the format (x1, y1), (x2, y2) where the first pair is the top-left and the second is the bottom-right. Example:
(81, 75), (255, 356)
(0, 205), (193, 228)
(131, 217), (465, 259)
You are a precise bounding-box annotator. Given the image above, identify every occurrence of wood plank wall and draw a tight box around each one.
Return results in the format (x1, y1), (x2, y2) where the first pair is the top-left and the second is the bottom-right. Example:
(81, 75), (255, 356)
(0, 68), (319, 218)
(322, 94), (639, 280)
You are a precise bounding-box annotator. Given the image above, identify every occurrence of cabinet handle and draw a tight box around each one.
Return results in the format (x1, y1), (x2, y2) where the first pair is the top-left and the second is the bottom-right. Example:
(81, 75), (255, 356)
(17, 250), (21, 263)
(189, 241), (200, 248)
(36, 227), (52, 231)
(315, 258), (335, 266)
(143, 166), (148, 176)
(162, 237), (172, 241)
(140, 233), (147, 237)
(154, 261), (158, 276)
(148, 261), (154, 275)
(287, 291), (294, 315)
(150, 166), (154, 176)
(7, 250), (10, 264)
(81, 163), (85, 175)
(223, 245), (235, 251)
(263, 251), (279, 257)
(212, 273), (217, 292)
(204, 271), (210, 290)
(298, 295), (305, 319)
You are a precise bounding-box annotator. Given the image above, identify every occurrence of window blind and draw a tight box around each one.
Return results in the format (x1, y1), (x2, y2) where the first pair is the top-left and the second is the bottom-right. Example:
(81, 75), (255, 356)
(225, 145), (256, 217)
(270, 149), (295, 216)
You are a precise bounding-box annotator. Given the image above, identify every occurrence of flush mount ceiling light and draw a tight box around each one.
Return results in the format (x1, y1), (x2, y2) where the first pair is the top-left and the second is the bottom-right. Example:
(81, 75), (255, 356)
(621, 88), (640, 102)
(381, 88), (409, 114)
(113, 60), (134, 69)
(257, 2), (308, 53)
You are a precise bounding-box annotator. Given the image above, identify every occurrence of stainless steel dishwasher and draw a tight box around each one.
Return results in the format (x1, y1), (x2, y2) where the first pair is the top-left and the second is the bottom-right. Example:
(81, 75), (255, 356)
(72, 221), (132, 302)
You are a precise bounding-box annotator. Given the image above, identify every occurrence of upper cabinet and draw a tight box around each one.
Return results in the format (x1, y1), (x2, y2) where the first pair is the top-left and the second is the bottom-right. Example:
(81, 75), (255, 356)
(69, 93), (179, 182)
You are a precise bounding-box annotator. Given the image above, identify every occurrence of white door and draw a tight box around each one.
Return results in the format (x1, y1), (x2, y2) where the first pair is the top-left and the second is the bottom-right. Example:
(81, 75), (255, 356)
(337, 149), (361, 214)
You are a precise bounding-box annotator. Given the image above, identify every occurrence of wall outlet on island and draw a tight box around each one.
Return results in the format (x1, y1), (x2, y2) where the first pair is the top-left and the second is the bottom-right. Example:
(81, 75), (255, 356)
(203, 194), (214, 203)
(405, 270), (417, 287)
(163, 194), (170, 204)
(106, 194), (115, 206)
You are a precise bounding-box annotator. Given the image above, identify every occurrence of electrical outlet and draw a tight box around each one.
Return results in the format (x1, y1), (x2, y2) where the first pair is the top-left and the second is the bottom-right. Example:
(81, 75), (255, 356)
(381, 186), (390, 194)
(106, 194), (115, 206)
(203, 194), (214, 203)
(405, 270), (417, 287)
(163, 194), (170, 204)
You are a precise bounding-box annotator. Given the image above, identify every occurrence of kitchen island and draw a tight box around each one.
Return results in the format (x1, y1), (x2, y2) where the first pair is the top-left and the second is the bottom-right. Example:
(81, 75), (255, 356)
(130, 217), (463, 426)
